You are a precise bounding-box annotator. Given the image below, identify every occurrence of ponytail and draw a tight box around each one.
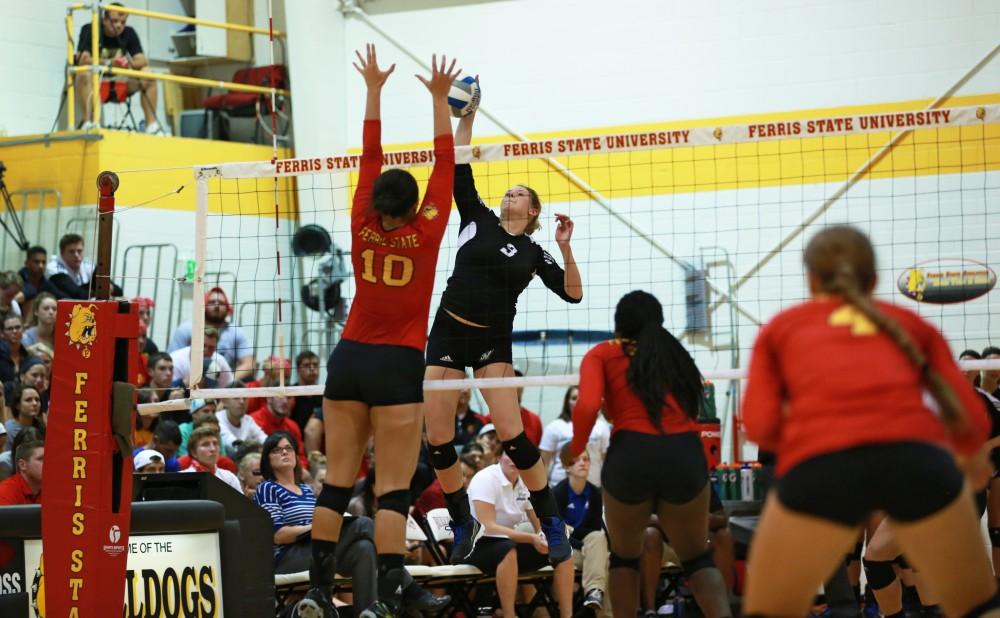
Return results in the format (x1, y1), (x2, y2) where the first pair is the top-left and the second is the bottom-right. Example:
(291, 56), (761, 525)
(827, 265), (968, 433)
(626, 322), (704, 427)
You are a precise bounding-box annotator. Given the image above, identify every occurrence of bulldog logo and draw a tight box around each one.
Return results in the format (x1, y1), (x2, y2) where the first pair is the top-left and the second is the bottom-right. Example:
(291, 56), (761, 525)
(65, 303), (98, 358)
(421, 204), (439, 221)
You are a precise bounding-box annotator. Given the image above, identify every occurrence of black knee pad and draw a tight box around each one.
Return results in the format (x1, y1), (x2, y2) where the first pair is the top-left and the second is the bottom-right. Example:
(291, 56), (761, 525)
(428, 440), (459, 470)
(990, 527), (1000, 549)
(681, 550), (716, 578)
(377, 489), (410, 516)
(609, 552), (640, 571)
(863, 559), (897, 590)
(317, 483), (352, 515)
(501, 432), (540, 470)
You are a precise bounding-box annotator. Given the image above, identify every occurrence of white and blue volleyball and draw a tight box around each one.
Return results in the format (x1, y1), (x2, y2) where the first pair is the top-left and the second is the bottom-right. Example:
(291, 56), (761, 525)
(448, 75), (481, 118)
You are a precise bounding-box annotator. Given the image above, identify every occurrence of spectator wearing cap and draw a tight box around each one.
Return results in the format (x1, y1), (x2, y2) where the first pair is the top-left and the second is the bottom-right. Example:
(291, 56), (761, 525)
(134, 449), (166, 474)
(476, 423), (502, 468)
(182, 425), (242, 492)
(46, 233), (123, 299)
(215, 382), (267, 457)
(290, 351), (322, 434)
(245, 355), (291, 414)
(18, 246), (60, 313)
(133, 420), (182, 472)
(177, 399), (218, 455)
(131, 297), (158, 354)
(0, 438), (43, 505)
(21, 292), (56, 351)
(169, 327), (234, 389)
(168, 287), (254, 381)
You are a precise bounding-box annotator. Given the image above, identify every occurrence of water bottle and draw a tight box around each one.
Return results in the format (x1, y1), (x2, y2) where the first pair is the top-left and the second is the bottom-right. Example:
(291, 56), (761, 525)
(716, 465), (730, 500)
(740, 463), (754, 501)
(728, 464), (741, 500)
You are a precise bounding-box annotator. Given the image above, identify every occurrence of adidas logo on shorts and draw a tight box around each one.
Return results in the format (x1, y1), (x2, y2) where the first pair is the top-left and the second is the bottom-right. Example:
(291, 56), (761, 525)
(440, 355), (453, 362)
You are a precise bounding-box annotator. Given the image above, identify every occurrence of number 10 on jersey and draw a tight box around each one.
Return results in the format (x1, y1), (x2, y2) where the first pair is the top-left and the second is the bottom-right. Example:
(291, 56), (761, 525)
(360, 249), (414, 287)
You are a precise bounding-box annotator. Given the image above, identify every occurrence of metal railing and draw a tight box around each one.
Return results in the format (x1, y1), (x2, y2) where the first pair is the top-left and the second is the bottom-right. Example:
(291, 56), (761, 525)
(66, 2), (289, 130)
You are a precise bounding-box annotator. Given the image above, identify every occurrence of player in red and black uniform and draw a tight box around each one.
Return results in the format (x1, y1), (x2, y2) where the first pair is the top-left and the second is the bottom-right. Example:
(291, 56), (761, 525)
(422, 108), (583, 564)
(961, 348), (1000, 579)
(570, 291), (732, 618)
(742, 226), (998, 617)
(297, 45), (462, 618)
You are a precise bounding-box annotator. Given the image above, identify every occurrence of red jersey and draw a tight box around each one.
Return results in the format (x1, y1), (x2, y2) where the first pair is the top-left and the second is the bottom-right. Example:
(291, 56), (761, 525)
(742, 299), (989, 476)
(571, 340), (699, 456)
(340, 120), (455, 351)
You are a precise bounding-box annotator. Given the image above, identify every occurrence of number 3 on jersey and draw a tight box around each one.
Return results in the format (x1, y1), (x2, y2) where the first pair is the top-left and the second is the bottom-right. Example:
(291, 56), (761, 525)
(361, 249), (414, 287)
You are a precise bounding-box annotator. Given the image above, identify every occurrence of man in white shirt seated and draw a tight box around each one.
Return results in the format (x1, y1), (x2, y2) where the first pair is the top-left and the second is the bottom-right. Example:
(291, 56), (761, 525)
(46, 233), (122, 299)
(215, 382), (267, 456)
(464, 454), (574, 618)
(170, 326), (233, 389)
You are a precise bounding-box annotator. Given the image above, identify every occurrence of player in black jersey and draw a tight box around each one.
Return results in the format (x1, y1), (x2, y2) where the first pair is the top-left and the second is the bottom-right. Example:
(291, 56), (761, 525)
(424, 108), (583, 565)
(963, 349), (1000, 577)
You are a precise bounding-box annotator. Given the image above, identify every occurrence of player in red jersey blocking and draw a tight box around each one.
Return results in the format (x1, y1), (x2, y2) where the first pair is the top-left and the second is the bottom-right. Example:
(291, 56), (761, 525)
(296, 44), (462, 618)
(742, 226), (999, 617)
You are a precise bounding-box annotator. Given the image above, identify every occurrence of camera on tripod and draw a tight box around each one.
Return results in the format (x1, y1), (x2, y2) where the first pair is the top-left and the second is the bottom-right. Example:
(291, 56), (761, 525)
(0, 160), (32, 252)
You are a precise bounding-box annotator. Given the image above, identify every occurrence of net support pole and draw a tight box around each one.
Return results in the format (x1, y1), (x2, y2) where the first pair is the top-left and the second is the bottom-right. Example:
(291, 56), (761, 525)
(340, 0), (763, 327)
(708, 41), (1000, 319)
(190, 167), (218, 388)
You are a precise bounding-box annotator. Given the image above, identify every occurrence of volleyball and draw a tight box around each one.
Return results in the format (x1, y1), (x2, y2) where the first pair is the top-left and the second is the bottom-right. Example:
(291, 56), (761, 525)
(448, 75), (481, 118)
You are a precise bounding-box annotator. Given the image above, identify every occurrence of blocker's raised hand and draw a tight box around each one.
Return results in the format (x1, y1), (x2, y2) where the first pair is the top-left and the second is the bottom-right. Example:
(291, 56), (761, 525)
(416, 53), (462, 99)
(353, 43), (395, 89)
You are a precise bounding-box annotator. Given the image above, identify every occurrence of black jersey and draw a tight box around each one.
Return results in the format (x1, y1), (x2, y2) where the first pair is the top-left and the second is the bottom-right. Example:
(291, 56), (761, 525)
(438, 164), (580, 328)
(978, 388), (1000, 469)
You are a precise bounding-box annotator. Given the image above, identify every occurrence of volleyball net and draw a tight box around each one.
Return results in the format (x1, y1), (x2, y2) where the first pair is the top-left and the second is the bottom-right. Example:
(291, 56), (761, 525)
(175, 103), (999, 415)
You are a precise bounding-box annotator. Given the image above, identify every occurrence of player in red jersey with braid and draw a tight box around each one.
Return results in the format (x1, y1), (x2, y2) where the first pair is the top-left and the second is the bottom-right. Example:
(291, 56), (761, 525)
(571, 290), (732, 618)
(296, 45), (462, 618)
(742, 225), (998, 617)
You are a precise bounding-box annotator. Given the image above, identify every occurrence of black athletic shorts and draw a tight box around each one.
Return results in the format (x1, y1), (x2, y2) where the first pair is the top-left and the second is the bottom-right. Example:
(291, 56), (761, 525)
(464, 536), (549, 575)
(324, 338), (424, 406)
(425, 308), (513, 371)
(777, 442), (965, 527)
(602, 430), (709, 505)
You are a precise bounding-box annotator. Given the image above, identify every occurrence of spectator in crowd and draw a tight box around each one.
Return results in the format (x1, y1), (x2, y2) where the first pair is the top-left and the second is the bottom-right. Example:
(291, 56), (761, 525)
(74, 2), (162, 134)
(254, 432), (449, 613)
(170, 326), (234, 389)
(0, 313), (28, 383)
(238, 451), (263, 498)
(18, 357), (50, 417)
(134, 449), (166, 474)
(454, 388), (485, 448)
(290, 351), (322, 434)
(0, 426), (42, 480)
(168, 287), (253, 381)
(553, 445), (608, 614)
(0, 438), (43, 505)
(475, 423), (502, 468)
(464, 454), (575, 617)
(145, 352), (186, 422)
(26, 342), (53, 372)
(182, 425), (241, 492)
(250, 394), (306, 465)
(0, 423), (5, 455)
(177, 398), (217, 455)
(46, 234), (122, 299)
(245, 355), (292, 414)
(131, 297), (158, 353)
(133, 420), (182, 472)
(134, 390), (157, 447)
(540, 386), (610, 487)
(21, 292), (56, 350)
(216, 383), (267, 457)
(303, 407), (324, 456)
(4, 384), (43, 447)
(308, 451), (327, 496)
(0, 387), (10, 426)
(0, 271), (24, 318)
(463, 442), (486, 471)
(983, 346), (1000, 399)
(18, 246), (59, 314)
(483, 369), (542, 446)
